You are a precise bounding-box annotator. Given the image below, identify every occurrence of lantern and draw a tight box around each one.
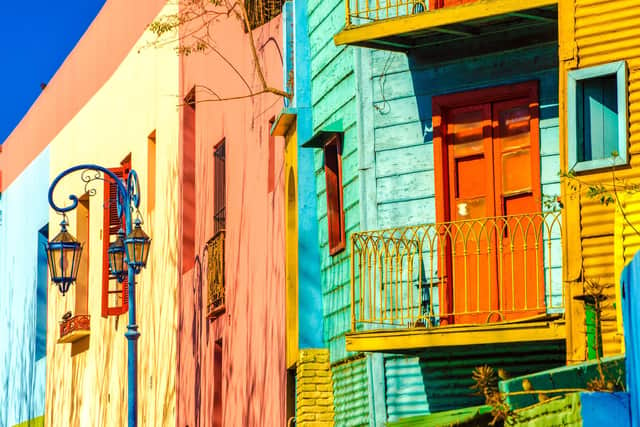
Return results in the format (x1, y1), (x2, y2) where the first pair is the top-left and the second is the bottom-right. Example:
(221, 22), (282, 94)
(45, 219), (83, 295)
(108, 229), (127, 281)
(124, 218), (151, 272)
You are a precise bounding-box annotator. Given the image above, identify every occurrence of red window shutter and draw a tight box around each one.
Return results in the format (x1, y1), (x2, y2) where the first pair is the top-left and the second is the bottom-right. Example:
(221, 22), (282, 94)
(102, 165), (130, 317)
(324, 135), (346, 255)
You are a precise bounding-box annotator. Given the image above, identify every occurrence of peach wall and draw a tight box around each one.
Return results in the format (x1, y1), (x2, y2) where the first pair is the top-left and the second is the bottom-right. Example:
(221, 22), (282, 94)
(0, 0), (166, 192)
(176, 10), (287, 427)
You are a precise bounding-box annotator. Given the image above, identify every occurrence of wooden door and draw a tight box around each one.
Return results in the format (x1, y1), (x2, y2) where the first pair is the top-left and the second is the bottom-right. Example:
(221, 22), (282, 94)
(443, 104), (499, 324)
(492, 99), (543, 321)
(437, 88), (542, 325)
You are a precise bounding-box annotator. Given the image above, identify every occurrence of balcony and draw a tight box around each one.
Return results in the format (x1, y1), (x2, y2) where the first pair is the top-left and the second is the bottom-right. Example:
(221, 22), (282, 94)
(347, 212), (566, 352)
(335, 0), (558, 54)
(207, 231), (226, 320)
(58, 314), (90, 344)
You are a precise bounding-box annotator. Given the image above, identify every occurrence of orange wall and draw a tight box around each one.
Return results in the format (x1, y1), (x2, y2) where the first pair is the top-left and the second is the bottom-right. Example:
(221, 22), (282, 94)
(176, 11), (287, 427)
(0, 0), (166, 192)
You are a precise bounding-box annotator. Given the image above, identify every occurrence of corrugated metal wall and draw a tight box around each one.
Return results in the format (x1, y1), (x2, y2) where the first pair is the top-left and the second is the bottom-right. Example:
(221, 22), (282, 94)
(384, 342), (566, 422)
(564, 0), (640, 360)
(332, 357), (370, 427)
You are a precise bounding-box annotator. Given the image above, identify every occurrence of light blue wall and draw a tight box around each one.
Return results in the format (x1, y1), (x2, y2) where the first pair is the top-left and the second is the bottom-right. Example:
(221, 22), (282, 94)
(0, 147), (49, 427)
(290, 0), (324, 350)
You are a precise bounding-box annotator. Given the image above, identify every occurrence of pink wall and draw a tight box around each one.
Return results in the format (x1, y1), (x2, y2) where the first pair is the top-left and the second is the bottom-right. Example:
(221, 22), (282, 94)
(176, 11), (287, 427)
(0, 0), (167, 191)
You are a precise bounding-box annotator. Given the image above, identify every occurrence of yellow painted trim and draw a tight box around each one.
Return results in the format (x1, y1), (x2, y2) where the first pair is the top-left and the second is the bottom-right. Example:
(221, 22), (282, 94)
(285, 123), (299, 369)
(345, 321), (565, 352)
(334, 0), (558, 46)
(57, 330), (91, 344)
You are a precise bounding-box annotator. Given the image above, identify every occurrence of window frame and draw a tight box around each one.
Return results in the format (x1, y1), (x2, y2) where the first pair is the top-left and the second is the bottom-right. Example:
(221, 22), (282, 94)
(568, 60), (628, 173)
(324, 133), (346, 256)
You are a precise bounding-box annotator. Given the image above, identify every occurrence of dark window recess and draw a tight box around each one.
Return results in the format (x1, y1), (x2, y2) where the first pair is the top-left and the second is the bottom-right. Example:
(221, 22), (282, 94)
(268, 117), (276, 193)
(102, 157), (131, 317)
(244, 0), (285, 29)
(214, 141), (226, 234)
(36, 224), (49, 361)
(182, 88), (197, 273)
(576, 74), (619, 162)
(324, 134), (346, 255)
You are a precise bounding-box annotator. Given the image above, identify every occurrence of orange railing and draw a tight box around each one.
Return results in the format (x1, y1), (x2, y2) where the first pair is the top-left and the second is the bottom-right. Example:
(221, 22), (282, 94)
(207, 231), (226, 319)
(350, 212), (563, 330)
(345, 0), (428, 26)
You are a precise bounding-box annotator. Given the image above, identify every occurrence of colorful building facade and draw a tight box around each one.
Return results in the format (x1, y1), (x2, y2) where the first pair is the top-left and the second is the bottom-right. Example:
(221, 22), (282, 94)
(559, 0), (638, 364)
(174, 3), (291, 426)
(307, 0), (568, 424)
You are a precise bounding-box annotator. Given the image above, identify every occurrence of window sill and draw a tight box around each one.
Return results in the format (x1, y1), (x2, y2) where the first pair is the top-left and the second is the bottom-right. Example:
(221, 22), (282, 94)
(571, 157), (628, 174)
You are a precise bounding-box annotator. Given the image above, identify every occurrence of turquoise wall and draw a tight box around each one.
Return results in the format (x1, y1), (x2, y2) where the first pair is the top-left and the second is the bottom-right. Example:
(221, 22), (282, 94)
(0, 147), (49, 427)
(290, 0), (324, 350)
(307, 0), (564, 425)
(308, 0), (359, 365)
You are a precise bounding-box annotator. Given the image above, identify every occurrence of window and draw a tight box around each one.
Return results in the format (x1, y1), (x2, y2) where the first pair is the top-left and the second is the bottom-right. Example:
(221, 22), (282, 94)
(183, 88), (196, 272)
(102, 156), (131, 317)
(214, 140), (226, 234)
(324, 134), (345, 255)
(213, 339), (224, 427)
(267, 117), (276, 193)
(36, 225), (48, 361)
(76, 195), (90, 315)
(148, 130), (157, 224)
(568, 61), (627, 172)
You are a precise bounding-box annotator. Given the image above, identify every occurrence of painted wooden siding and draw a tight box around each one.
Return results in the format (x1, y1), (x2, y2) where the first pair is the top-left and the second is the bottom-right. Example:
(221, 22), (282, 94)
(384, 342), (565, 422)
(309, 0), (361, 364)
(332, 357), (370, 427)
(369, 44), (562, 303)
(563, 0), (640, 361)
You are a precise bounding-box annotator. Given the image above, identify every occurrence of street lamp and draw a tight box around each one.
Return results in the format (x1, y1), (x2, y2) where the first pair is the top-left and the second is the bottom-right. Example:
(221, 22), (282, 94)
(46, 164), (150, 427)
(108, 229), (127, 281)
(45, 217), (83, 295)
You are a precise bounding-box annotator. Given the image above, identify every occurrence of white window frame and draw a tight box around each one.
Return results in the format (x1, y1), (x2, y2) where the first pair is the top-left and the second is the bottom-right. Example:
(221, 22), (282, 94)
(567, 60), (628, 172)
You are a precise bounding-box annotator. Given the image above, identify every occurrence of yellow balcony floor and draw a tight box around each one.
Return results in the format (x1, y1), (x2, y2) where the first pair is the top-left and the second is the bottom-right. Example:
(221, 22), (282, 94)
(346, 315), (565, 353)
(335, 0), (558, 53)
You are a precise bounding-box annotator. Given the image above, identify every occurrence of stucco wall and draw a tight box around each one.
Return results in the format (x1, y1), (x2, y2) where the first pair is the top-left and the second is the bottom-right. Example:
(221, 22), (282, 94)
(44, 4), (179, 425)
(0, 148), (49, 427)
(176, 8), (287, 427)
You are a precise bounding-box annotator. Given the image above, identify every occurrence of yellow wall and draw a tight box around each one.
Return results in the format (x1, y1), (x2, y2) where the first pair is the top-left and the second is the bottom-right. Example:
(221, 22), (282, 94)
(561, 0), (640, 362)
(45, 4), (179, 425)
(285, 123), (299, 370)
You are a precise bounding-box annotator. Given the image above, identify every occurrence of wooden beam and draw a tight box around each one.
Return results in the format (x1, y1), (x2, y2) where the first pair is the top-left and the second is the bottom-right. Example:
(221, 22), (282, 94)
(334, 0), (558, 46)
(345, 320), (566, 353)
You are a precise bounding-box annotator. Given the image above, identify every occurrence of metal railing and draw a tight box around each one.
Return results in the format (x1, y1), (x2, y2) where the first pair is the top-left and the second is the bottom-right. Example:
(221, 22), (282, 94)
(350, 212), (563, 331)
(207, 230), (226, 319)
(345, 0), (428, 27)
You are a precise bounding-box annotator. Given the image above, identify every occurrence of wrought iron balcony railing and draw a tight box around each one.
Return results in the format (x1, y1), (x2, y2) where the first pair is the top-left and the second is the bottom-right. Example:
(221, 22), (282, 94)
(350, 212), (563, 331)
(58, 314), (91, 343)
(346, 0), (429, 26)
(207, 230), (226, 319)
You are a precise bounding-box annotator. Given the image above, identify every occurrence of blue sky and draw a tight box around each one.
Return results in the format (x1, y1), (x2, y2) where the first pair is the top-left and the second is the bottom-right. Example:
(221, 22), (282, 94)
(0, 1), (106, 143)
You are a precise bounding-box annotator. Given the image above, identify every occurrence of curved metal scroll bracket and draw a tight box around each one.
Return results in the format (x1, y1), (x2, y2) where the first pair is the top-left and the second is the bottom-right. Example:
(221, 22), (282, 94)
(48, 164), (132, 216)
(127, 169), (141, 210)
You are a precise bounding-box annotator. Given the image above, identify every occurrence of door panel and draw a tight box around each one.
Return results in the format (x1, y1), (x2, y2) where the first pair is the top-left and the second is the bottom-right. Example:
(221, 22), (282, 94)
(443, 104), (498, 325)
(492, 99), (544, 321)
(438, 92), (543, 325)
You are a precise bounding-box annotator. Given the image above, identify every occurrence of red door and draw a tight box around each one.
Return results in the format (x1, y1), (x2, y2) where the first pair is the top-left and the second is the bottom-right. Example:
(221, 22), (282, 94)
(435, 83), (543, 325)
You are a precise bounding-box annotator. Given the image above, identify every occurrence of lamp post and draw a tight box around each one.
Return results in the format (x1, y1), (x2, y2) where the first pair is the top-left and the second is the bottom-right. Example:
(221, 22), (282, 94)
(45, 164), (151, 427)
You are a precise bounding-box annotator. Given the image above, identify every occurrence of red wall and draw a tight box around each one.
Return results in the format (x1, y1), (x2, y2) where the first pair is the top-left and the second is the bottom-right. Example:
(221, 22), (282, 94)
(176, 11), (287, 427)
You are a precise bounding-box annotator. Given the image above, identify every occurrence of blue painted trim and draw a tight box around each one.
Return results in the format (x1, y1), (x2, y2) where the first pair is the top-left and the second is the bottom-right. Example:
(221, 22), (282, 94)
(567, 61), (628, 173)
(293, 0), (324, 349)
